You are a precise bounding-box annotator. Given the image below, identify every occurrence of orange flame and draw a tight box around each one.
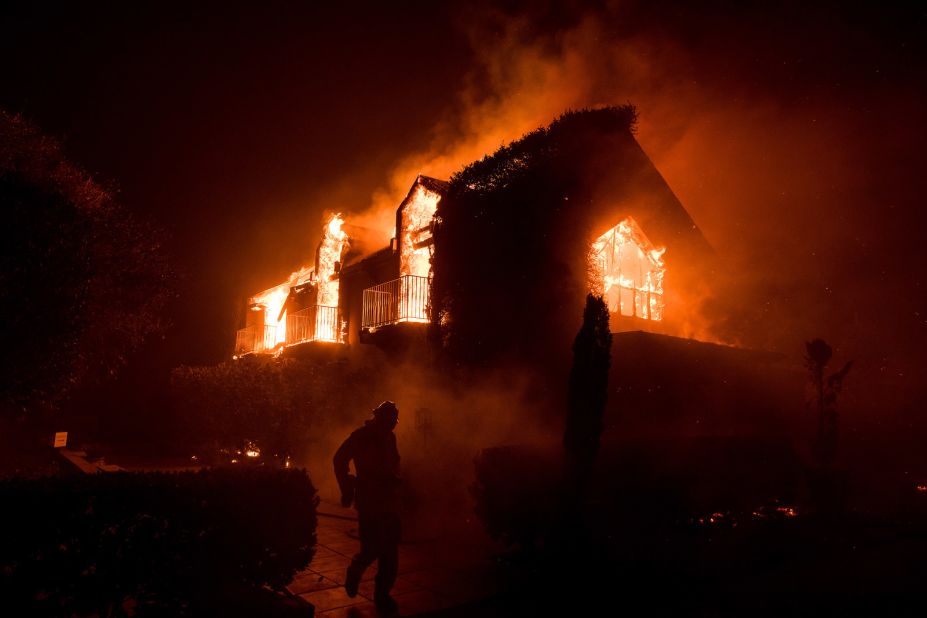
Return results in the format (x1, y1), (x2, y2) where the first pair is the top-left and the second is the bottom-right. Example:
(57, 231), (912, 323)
(589, 216), (665, 321)
(245, 213), (348, 352)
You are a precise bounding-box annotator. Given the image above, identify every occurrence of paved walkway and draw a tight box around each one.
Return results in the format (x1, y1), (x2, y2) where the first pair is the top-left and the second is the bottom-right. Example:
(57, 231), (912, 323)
(287, 501), (514, 617)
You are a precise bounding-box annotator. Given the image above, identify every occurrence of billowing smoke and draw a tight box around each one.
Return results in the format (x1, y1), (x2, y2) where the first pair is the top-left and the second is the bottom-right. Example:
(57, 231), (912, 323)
(332, 1), (926, 449)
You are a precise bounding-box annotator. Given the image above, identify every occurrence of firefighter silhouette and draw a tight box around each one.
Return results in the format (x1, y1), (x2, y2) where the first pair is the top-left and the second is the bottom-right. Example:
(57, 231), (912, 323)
(333, 400), (401, 613)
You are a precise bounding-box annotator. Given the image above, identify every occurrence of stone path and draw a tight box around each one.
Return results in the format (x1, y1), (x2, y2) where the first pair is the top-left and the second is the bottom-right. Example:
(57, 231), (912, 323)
(287, 501), (514, 617)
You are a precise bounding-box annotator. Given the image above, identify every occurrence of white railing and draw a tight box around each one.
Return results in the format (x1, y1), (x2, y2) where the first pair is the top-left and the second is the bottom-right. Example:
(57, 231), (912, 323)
(362, 275), (430, 329)
(286, 305), (341, 344)
(235, 324), (276, 355)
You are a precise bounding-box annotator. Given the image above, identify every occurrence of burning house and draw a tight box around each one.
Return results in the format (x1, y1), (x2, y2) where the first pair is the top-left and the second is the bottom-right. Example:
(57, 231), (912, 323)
(234, 107), (717, 359)
(234, 214), (348, 355)
(232, 106), (804, 456)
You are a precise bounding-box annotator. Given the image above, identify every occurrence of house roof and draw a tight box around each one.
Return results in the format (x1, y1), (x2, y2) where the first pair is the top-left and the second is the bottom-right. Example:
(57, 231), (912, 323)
(413, 175), (449, 195)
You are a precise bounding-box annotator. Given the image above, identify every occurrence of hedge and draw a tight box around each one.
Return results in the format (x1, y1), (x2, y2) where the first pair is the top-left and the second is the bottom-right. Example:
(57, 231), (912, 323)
(471, 445), (562, 553)
(0, 467), (317, 617)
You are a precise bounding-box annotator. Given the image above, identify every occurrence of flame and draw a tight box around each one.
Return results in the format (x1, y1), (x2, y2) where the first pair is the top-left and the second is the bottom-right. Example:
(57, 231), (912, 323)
(399, 184), (440, 278)
(317, 213), (348, 308)
(397, 183), (440, 322)
(241, 213), (348, 354)
(251, 282), (290, 349)
(589, 216), (665, 320)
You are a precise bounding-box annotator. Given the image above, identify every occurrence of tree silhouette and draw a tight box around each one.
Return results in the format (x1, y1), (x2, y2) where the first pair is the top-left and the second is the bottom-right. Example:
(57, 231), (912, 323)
(804, 338), (852, 468)
(559, 294), (612, 544)
(0, 111), (172, 420)
(564, 294), (613, 470)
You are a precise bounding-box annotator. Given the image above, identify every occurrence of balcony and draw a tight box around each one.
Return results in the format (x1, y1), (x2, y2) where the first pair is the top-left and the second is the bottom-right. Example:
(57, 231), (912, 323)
(286, 305), (341, 344)
(234, 324), (277, 356)
(362, 275), (430, 330)
(235, 305), (340, 356)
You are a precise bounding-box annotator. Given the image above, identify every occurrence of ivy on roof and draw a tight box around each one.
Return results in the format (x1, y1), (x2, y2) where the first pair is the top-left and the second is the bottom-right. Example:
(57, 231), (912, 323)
(449, 106), (638, 195)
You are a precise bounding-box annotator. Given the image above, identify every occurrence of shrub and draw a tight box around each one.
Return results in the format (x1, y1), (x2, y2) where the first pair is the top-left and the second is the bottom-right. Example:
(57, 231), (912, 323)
(0, 111), (172, 419)
(170, 354), (377, 462)
(0, 467), (317, 617)
(471, 445), (561, 553)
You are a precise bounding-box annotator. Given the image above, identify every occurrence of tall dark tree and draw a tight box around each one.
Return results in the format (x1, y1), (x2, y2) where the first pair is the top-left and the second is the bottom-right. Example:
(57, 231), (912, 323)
(0, 112), (172, 421)
(804, 338), (852, 468)
(562, 294), (612, 516)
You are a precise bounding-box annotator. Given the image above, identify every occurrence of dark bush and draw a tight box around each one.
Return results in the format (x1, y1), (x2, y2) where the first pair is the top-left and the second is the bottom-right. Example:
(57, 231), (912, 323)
(0, 111), (172, 419)
(471, 445), (561, 553)
(170, 353), (380, 463)
(0, 467), (317, 617)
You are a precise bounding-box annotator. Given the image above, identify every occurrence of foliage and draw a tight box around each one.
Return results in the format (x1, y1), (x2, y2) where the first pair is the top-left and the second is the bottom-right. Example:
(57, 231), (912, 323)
(0, 111), (172, 417)
(430, 106), (636, 365)
(170, 353), (378, 461)
(471, 445), (562, 553)
(0, 467), (317, 617)
(563, 294), (613, 470)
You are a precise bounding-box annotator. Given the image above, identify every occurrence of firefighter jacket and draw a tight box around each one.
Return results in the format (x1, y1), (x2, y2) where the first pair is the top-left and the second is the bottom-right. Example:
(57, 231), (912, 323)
(333, 420), (401, 514)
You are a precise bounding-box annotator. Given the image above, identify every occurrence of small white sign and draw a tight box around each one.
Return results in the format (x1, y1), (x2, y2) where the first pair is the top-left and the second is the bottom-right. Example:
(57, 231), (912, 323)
(53, 432), (68, 448)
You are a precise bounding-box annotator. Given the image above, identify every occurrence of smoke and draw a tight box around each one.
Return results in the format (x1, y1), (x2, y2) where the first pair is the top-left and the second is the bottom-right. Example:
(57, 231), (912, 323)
(299, 350), (561, 534)
(343, 1), (922, 362)
(318, 3), (927, 462)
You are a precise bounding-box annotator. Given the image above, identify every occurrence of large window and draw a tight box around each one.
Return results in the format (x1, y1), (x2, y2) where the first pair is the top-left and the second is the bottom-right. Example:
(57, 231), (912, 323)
(589, 217), (665, 321)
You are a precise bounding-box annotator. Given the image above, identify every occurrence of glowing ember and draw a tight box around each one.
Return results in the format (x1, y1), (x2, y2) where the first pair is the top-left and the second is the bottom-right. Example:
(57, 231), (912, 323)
(916, 484), (927, 492)
(589, 217), (665, 320)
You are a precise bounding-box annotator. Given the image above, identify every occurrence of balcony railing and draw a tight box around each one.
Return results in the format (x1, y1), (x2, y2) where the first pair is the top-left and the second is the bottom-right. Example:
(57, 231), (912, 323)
(286, 305), (341, 344)
(235, 324), (276, 355)
(235, 305), (340, 356)
(362, 275), (430, 330)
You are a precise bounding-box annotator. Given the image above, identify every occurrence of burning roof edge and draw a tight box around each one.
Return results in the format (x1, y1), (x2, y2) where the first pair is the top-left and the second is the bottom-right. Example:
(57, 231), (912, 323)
(400, 175), (449, 207)
(416, 174), (449, 194)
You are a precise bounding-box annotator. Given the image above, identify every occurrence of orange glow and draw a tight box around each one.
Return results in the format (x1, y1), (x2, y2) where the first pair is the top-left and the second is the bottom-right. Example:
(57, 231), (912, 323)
(317, 214), (348, 307)
(251, 282), (292, 350)
(238, 214), (348, 355)
(397, 183), (440, 323)
(399, 184), (440, 279)
(589, 217), (665, 320)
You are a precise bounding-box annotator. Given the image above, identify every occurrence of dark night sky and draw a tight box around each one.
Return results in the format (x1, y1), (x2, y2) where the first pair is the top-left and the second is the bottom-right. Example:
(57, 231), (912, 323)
(2, 1), (926, 424)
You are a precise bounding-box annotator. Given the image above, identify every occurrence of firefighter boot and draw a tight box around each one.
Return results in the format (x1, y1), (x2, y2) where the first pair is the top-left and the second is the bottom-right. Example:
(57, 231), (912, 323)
(374, 592), (399, 614)
(344, 561), (364, 598)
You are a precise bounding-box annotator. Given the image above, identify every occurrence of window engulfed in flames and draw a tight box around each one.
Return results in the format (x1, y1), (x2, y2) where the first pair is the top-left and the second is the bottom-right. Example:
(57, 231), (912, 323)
(589, 217), (665, 321)
(317, 215), (347, 307)
(399, 184), (440, 278)
(398, 184), (440, 322)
